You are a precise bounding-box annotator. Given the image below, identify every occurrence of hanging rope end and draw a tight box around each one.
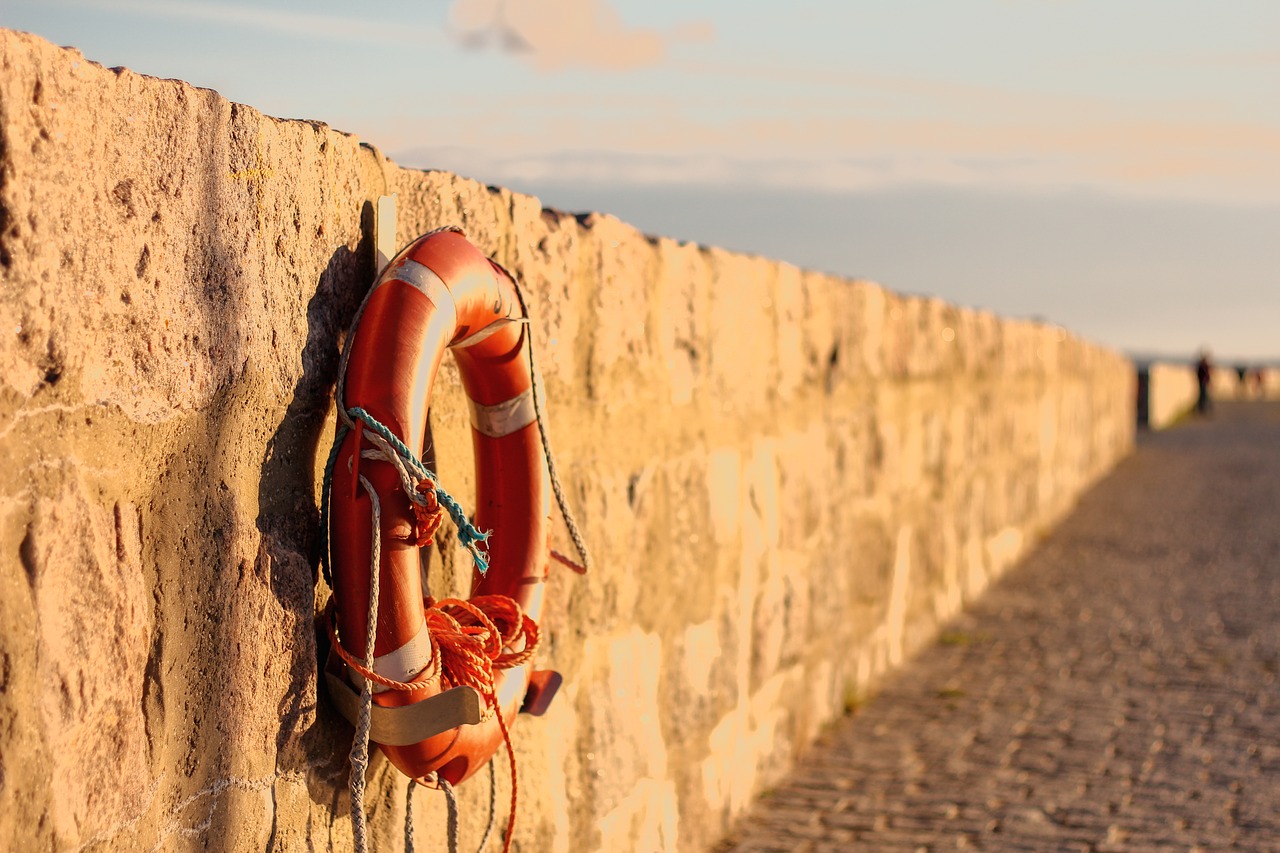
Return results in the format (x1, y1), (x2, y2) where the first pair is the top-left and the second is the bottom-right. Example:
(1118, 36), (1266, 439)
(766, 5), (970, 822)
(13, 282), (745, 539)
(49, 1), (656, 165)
(459, 527), (493, 574)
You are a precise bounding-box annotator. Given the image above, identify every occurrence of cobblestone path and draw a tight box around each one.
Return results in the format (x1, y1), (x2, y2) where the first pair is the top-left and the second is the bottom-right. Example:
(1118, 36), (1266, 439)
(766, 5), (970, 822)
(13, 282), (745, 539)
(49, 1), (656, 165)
(716, 402), (1280, 852)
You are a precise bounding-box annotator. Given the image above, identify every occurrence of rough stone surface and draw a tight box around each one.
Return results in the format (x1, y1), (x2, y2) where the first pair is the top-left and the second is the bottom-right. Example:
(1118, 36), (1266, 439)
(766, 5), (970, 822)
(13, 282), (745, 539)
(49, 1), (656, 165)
(715, 402), (1280, 852)
(1, 31), (1133, 852)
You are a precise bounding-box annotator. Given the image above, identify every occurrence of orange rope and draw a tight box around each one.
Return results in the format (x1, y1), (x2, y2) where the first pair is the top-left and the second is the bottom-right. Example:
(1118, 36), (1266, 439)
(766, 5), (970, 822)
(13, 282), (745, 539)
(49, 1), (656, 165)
(411, 480), (444, 547)
(493, 687), (519, 853)
(328, 593), (539, 852)
(326, 599), (443, 691)
(422, 595), (536, 853)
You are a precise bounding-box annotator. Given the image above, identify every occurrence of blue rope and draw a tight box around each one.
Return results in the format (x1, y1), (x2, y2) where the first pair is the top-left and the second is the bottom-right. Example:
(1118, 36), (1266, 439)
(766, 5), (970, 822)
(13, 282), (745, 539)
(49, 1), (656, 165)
(320, 409), (493, 577)
(346, 408), (492, 572)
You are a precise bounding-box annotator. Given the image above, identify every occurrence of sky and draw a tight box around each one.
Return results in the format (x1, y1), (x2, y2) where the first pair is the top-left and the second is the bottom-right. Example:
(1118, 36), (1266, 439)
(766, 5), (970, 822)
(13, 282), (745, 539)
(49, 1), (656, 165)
(5, 0), (1278, 362)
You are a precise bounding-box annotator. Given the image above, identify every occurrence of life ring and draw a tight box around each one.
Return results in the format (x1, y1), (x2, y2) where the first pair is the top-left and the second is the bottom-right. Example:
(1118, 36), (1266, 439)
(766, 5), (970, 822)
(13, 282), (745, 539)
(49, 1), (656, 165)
(325, 227), (552, 786)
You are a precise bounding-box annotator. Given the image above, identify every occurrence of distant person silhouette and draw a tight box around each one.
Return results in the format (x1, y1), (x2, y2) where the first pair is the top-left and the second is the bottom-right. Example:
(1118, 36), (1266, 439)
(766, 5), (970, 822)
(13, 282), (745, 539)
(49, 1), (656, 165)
(1235, 364), (1249, 399)
(1195, 351), (1213, 415)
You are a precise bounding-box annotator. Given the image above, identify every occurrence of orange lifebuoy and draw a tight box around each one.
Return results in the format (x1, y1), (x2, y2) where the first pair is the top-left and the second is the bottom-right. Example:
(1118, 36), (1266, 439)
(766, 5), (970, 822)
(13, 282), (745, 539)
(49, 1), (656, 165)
(325, 227), (551, 786)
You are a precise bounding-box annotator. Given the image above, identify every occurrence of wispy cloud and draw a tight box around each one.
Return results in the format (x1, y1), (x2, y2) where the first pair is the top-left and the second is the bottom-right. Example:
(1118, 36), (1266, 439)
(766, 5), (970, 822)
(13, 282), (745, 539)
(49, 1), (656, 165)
(375, 46), (1280, 205)
(449, 0), (712, 71)
(672, 57), (1246, 128)
(393, 109), (1280, 204)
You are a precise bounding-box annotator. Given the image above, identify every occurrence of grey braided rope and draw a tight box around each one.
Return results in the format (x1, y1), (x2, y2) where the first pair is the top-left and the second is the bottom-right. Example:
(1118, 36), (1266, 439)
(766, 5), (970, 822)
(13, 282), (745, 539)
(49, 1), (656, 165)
(442, 779), (460, 853)
(405, 778), (417, 853)
(404, 765), (491, 853)
(349, 476), (381, 853)
(501, 259), (594, 574)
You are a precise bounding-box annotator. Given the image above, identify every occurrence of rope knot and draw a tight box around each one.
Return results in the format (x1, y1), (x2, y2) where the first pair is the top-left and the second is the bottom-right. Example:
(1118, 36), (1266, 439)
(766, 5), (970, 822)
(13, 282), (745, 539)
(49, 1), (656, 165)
(423, 596), (540, 698)
(411, 479), (444, 547)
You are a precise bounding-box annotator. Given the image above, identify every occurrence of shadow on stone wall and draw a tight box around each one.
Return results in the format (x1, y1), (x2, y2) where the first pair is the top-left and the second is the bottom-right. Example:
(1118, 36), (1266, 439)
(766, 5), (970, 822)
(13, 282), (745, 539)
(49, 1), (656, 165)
(255, 201), (377, 818)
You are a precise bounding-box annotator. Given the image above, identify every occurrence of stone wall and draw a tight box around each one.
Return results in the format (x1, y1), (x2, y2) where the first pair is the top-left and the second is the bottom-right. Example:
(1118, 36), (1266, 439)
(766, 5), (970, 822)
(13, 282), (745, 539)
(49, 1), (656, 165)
(1140, 363), (1278, 429)
(1208, 365), (1280, 402)
(0, 31), (1135, 853)
(1142, 363), (1200, 429)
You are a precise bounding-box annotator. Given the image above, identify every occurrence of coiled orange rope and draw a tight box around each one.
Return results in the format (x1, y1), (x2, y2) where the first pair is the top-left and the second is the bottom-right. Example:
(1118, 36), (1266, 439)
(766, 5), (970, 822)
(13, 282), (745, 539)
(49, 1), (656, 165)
(327, 593), (538, 852)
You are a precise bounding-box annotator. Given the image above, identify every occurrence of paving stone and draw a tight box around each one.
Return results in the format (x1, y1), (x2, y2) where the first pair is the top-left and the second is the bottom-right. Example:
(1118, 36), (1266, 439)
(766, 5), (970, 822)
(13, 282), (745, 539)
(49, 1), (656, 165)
(714, 404), (1280, 851)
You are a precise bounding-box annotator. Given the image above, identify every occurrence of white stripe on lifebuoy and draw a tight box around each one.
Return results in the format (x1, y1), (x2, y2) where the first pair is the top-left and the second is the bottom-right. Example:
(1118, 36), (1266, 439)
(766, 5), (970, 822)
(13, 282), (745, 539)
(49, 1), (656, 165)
(451, 317), (523, 349)
(385, 258), (455, 317)
(469, 387), (537, 438)
(353, 620), (434, 694)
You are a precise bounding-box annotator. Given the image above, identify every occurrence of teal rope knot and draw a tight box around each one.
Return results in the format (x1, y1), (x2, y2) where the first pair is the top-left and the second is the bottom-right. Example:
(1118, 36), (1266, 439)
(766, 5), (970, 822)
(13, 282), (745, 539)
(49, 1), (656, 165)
(320, 407), (493, 587)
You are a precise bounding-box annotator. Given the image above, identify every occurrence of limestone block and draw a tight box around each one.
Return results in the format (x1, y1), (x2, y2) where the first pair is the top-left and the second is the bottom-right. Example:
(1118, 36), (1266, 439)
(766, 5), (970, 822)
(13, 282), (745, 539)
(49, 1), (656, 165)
(22, 469), (150, 847)
(920, 402), (947, 486)
(741, 665), (809, 784)
(1039, 325), (1067, 374)
(900, 406), (929, 494)
(923, 298), (947, 376)
(963, 533), (991, 599)
(658, 604), (741, 749)
(741, 439), (781, 562)
(902, 296), (959, 378)
(700, 665), (806, 820)
(880, 291), (912, 380)
(652, 237), (712, 408)
(896, 521), (949, 655)
(748, 549), (811, 690)
(795, 270), (840, 391)
(773, 423), (832, 551)
(944, 399), (974, 480)
(936, 512), (964, 617)
(828, 512), (896, 642)
(597, 778), (679, 853)
(584, 213), (661, 395)
(825, 407), (882, 504)
(933, 300), (964, 377)
(810, 276), (881, 391)
(706, 248), (777, 416)
(824, 407), (885, 504)
(556, 467), (644, 639)
(771, 262), (807, 401)
(508, 208), (589, 394)
(878, 394), (930, 497)
(950, 308), (976, 376)
(572, 629), (670, 848)
(706, 447), (741, 547)
(1000, 319), (1043, 378)
(1037, 390), (1061, 497)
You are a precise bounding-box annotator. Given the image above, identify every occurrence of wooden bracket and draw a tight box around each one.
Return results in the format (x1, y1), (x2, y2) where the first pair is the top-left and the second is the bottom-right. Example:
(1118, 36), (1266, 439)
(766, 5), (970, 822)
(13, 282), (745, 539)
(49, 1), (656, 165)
(375, 194), (397, 275)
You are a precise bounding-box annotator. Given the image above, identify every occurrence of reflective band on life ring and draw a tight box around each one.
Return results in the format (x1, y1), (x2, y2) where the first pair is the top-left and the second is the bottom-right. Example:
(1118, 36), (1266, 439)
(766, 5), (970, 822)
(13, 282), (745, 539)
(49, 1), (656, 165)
(353, 621), (434, 695)
(470, 387), (538, 439)
(328, 228), (551, 786)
